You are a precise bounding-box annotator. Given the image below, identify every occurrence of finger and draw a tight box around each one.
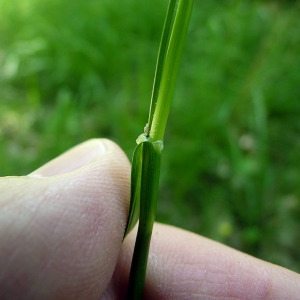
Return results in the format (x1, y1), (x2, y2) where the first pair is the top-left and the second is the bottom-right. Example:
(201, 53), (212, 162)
(29, 138), (109, 177)
(105, 223), (300, 299)
(0, 139), (131, 300)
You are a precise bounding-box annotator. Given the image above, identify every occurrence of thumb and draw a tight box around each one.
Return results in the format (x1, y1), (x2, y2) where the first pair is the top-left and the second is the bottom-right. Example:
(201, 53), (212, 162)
(0, 139), (131, 300)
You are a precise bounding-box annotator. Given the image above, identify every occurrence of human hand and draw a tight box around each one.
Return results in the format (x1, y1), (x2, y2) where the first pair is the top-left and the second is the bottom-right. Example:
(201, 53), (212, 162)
(0, 139), (299, 299)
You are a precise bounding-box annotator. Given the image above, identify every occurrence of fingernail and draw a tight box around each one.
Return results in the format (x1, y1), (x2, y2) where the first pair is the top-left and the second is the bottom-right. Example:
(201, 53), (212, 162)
(28, 139), (108, 177)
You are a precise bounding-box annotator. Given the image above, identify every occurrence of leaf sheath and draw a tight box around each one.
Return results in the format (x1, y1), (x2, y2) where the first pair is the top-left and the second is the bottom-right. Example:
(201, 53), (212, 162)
(127, 141), (162, 300)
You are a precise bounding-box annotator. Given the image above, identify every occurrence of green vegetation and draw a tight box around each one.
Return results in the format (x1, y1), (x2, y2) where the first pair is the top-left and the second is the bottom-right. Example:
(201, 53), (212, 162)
(126, 1), (193, 297)
(1, 0), (300, 273)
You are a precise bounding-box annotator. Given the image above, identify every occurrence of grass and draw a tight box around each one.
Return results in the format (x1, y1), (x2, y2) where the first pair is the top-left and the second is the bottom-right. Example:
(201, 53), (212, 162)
(125, 2), (194, 297)
(1, 0), (300, 272)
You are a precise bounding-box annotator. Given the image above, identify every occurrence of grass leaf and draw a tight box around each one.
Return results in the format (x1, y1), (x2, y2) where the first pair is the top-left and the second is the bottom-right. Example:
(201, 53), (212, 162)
(126, 0), (194, 298)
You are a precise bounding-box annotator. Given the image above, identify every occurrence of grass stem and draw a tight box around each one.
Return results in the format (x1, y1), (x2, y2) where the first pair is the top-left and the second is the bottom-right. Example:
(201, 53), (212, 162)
(126, 1), (194, 298)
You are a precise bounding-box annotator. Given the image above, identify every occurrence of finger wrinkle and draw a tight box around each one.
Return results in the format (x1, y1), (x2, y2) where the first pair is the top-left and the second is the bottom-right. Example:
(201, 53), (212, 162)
(143, 224), (273, 300)
(168, 250), (272, 300)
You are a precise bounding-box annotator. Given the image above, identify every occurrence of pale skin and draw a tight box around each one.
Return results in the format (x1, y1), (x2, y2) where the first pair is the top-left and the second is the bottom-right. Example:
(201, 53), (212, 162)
(0, 139), (299, 299)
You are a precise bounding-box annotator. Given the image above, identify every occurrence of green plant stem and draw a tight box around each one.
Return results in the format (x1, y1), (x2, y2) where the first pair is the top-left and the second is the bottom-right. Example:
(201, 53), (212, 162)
(149, 0), (194, 141)
(126, 1), (194, 299)
(127, 141), (161, 300)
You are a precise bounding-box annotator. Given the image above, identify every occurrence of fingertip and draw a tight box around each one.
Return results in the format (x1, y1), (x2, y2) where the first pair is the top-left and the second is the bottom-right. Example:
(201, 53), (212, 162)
(29, 138), (128, 177)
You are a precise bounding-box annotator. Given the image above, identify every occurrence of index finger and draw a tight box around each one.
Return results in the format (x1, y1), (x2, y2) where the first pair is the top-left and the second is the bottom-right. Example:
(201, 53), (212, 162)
(106, 223), (300, 299)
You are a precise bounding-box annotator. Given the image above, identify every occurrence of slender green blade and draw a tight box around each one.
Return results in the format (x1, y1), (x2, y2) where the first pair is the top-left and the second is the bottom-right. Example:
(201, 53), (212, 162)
(125, 0), (193, 238)
(150, 0), (194, 141)
(126, 0), (194, 298)
(147, 0), (177, 132)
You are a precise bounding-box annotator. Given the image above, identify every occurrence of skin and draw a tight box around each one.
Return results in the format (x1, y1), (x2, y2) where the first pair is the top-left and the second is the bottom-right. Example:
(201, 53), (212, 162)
(0, 138), (299, 299)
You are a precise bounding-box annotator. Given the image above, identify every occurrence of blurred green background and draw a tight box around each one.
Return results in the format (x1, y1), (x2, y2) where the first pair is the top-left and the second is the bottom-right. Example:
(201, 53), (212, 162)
(1, 0), (300, 272)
